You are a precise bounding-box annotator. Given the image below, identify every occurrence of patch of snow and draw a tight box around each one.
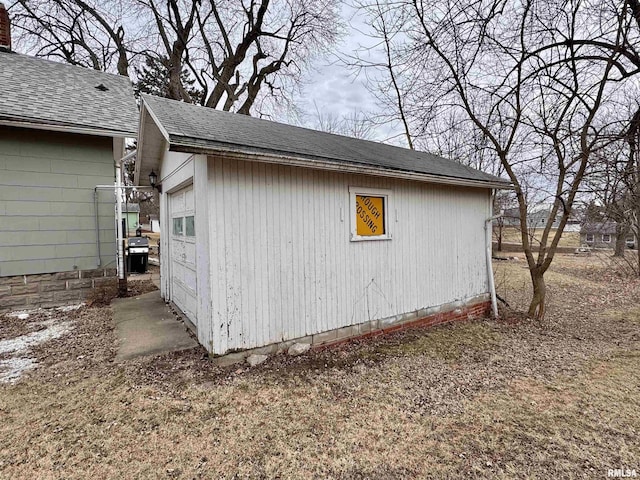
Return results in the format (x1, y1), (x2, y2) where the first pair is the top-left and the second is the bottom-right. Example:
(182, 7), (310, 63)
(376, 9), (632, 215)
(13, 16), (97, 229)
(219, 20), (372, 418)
(0, 320), (73, 355)
(7, 309), (37, 320)
(56, 303), (85, 312)
(4, 303), (84, 320)
(0, 357), (37, 384)
(0, 319), (73, 384)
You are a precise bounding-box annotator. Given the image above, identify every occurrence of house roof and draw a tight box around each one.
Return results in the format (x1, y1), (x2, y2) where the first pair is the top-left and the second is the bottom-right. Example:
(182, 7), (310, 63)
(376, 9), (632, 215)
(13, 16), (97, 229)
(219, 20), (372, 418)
(123, 203), (140, 213)
(581, 221), (618, 235)
(0, 51), (137, 137)
(137, 94), (511, 189)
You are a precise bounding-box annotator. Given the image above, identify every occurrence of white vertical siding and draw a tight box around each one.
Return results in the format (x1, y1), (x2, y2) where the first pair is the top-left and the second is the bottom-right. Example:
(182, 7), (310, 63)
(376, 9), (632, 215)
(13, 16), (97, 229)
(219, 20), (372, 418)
(193, 156), (211, 348)
(205, 156), (491, 355)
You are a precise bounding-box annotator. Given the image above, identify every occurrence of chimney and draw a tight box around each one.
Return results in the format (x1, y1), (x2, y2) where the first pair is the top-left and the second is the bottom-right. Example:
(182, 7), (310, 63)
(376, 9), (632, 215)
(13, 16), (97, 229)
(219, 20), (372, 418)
(0, 3), (11, 52)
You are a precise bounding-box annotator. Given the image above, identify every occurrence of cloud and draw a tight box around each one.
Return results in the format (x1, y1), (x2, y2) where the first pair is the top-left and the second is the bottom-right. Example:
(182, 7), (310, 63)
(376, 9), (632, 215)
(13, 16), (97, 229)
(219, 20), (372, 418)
(294, 4), (406, 144)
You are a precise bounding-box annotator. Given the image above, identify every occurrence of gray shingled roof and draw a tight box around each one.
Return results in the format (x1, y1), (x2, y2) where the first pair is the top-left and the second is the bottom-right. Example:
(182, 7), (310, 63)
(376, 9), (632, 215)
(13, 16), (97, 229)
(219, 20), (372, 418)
(0, 51), (137, 136)
(142, 95), (510, 187)
(123, 203), (140, 213)
(581, 221), (618, 235)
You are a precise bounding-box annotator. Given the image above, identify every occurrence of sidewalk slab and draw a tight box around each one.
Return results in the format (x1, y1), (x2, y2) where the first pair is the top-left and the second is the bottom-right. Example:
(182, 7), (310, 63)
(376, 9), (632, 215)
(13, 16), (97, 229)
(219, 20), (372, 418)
(113, 290), (197, 361)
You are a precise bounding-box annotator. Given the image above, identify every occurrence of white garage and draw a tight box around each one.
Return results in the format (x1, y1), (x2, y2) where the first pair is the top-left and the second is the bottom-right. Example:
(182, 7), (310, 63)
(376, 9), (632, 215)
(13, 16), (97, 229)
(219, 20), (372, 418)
(135, 94), (511, 359)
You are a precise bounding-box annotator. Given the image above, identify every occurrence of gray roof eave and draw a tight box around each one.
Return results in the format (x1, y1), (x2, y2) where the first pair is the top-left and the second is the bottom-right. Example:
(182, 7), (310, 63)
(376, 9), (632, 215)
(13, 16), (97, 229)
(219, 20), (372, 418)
(169, 135), (514, 190)
(0, 115), (137, 138)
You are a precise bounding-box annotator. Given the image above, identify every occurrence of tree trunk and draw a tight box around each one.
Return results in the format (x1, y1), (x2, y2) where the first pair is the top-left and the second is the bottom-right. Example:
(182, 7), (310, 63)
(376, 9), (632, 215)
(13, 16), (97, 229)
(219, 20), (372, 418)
(614, 223), (627, 257)
(527, 270), (546, 320)
(497, 220), (503, 252)
(636, 229), (640, 276)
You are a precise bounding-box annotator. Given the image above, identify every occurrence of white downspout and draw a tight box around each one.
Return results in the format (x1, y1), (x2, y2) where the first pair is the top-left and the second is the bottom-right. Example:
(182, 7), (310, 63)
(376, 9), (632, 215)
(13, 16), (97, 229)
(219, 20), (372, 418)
(485, 190), (502, 319)
(115, 149), (137, 295)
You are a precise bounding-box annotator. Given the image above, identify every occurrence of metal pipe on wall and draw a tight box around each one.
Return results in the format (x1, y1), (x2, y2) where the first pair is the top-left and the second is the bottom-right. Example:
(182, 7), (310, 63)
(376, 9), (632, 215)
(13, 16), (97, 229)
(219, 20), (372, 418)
(485, 190), (502, 319)
(114, 150), (137, 296)
(93, 188), (101, 267)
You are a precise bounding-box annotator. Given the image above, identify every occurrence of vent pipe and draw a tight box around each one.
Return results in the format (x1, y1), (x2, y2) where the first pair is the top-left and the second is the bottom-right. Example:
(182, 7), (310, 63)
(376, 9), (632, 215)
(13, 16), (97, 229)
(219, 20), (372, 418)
(0, 3), (10, 52)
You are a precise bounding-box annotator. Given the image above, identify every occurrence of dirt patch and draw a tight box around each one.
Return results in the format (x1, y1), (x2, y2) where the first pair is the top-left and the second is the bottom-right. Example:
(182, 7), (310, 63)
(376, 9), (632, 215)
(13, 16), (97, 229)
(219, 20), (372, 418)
(86, 279), (158, 307)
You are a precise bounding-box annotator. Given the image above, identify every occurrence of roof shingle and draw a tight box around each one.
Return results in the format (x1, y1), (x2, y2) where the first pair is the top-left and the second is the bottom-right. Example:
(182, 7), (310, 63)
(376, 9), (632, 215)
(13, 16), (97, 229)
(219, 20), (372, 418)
(142, 94), (510, 188)
(0, 52), (137, 136)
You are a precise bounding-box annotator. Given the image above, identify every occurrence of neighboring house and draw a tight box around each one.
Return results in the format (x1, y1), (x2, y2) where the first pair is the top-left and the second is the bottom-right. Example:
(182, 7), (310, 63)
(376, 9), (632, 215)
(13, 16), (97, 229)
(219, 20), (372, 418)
(135, 94), (511, 358)
(581, 221), (636, 249)
(0, 28), (137, 310)
(123, 203), (140, 235)
(502, 207), (554, 228)
(502, 204), (580, 230)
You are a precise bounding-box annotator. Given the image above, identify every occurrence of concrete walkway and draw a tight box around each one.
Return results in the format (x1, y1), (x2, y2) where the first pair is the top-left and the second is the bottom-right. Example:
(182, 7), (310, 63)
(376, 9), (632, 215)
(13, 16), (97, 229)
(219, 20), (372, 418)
(112, 290), (198, 361)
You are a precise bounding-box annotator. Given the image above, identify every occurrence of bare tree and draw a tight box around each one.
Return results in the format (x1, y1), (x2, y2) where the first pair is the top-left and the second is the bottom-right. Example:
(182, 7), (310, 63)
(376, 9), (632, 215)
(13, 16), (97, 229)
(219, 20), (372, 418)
(345, 0), (415, 148)
(11, 0), (133, 75)
(622, 107), (640, 272)
(309, 101), (374, 139)
(354, 0), (640, 319)
(9, 0), (341, 115)
(341, 110), (374, 139)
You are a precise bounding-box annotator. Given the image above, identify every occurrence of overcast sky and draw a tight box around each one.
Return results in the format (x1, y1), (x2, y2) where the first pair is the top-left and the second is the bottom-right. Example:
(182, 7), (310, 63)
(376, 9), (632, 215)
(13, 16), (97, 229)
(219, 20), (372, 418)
(293, 3), (405, 145)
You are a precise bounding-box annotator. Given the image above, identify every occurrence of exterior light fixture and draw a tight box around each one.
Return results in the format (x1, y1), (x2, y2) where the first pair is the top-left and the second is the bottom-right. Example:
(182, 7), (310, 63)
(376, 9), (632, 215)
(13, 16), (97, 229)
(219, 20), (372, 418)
(149, 170), (161, 193)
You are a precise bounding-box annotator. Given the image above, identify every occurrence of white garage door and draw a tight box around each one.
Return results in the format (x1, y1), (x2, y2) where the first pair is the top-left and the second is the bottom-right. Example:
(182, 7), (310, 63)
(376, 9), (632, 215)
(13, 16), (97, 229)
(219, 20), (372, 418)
(169, 184), (197, 327)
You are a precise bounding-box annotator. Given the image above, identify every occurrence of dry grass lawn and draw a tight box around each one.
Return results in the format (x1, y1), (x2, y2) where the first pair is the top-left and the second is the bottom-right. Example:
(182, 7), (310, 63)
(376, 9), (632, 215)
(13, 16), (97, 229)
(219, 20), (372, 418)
(0, 254), (639, 479)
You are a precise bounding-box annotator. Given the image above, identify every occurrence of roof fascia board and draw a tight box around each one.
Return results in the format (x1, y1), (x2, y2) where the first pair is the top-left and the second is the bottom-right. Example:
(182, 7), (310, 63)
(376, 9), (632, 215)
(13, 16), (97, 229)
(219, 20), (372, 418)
(0, 118), (134, 138)
(133, 104), (148, 186)
(140, 97), (171, 142)
(135, 100), (171, 186)
(170, 142), (513, 190)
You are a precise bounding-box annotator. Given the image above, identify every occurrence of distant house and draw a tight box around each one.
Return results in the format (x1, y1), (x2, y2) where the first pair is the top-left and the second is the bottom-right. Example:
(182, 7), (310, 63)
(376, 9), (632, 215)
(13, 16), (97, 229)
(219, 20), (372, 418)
(580, 222), (636, 249)
(135, 94), (511, 359)
(0, 18), (137, 310)
(502, 204), (580, 231)
(123, 203), (140, 235)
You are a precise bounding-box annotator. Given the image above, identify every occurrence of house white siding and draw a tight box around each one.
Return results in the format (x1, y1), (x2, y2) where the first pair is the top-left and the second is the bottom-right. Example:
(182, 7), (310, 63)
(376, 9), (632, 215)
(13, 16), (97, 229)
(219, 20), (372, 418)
(203, 155), (491, 355)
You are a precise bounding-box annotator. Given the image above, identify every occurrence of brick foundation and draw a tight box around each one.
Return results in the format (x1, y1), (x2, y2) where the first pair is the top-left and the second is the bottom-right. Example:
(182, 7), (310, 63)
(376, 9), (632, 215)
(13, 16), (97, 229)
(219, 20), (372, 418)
(0, 268), (117, 311)
(315, 299), (492, 351)
(212, 294), (492, 366)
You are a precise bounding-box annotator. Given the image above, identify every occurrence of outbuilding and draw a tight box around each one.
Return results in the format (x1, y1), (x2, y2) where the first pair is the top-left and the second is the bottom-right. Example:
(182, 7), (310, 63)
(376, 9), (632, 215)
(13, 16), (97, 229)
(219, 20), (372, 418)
(123, 203), (141, 236)
(135, 94), (510, 358)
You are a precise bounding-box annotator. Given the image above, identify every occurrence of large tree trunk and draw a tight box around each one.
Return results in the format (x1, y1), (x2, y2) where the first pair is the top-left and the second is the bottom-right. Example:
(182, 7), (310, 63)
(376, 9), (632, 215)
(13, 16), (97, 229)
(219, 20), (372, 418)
(527, 269), (546, 320)
(614, 223), (627, 257)
(636, 228), (640, 276)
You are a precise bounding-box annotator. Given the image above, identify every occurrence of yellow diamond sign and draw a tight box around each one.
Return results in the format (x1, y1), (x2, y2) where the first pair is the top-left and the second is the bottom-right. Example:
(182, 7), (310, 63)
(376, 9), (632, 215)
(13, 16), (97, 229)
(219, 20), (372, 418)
(355, 195), (385, 236)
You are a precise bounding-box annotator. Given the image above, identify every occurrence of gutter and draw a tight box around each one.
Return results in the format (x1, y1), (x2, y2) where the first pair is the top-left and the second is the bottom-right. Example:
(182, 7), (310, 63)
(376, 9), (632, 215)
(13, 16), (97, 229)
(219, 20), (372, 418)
(0, 118), (135, 139)
(93, 188), (102, 267)
(114, 149), (137, 295)
(485, 191), (502, 319)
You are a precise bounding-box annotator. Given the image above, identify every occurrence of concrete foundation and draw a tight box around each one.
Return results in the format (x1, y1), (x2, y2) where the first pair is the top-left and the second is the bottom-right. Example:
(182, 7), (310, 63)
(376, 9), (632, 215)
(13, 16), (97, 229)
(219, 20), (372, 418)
(0, 268), (117, 312)
(212, 293), (491, 366)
